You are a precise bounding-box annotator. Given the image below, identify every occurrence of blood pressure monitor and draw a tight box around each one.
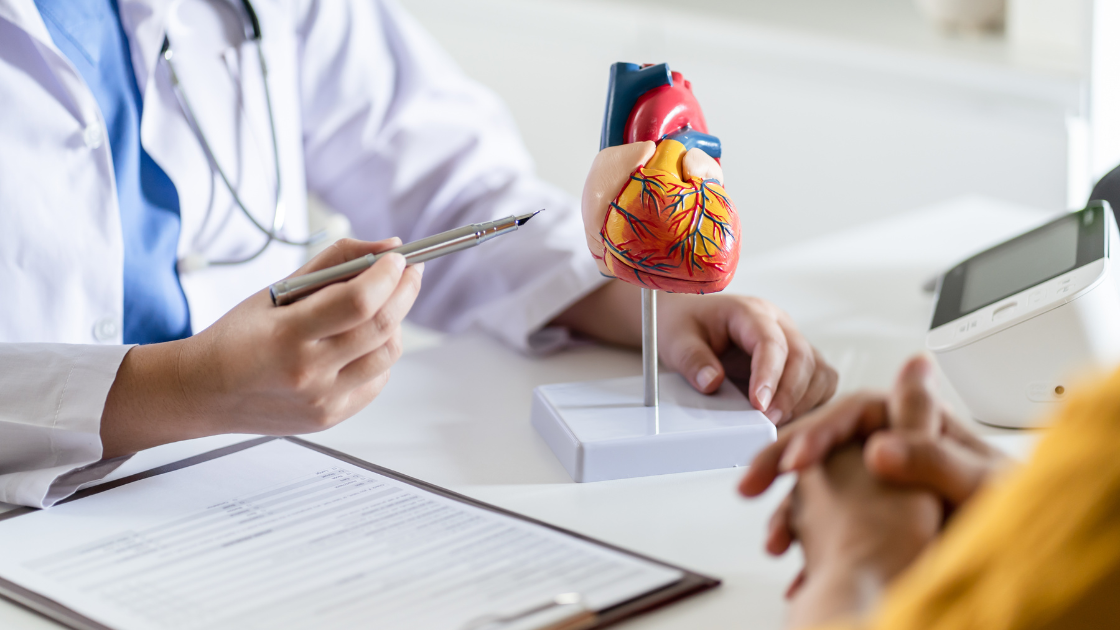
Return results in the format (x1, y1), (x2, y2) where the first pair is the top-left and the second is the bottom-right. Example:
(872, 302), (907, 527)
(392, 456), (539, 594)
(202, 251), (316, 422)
(927, 201), (1120, 428)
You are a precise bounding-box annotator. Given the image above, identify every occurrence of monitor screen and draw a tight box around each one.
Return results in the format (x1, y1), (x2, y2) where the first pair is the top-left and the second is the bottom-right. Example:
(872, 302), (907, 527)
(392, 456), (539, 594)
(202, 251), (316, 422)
(960, 217), (1080, 314)
(930, 203), (1108, 330)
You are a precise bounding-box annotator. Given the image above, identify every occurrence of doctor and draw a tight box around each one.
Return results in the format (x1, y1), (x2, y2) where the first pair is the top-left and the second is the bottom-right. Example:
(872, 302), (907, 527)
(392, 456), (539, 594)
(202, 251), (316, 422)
(0, 0), (837, 508)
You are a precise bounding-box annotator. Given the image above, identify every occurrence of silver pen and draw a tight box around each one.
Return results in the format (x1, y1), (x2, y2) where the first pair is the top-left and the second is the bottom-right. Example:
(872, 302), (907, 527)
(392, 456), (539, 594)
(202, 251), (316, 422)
(269, 210), (543, 306)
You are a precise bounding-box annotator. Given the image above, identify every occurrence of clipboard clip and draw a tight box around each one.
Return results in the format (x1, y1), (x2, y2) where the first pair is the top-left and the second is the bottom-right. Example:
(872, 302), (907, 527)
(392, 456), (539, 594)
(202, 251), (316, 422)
(461, 592), (598, 630)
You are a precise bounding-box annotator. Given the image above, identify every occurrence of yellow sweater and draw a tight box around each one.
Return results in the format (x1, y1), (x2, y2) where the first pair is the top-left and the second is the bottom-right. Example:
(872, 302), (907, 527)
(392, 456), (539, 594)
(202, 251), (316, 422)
(830, 369), (1120, 630)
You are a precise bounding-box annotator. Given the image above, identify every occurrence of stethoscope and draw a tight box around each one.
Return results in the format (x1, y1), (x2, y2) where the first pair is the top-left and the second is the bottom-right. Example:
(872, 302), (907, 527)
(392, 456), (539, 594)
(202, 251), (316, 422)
(161, 0), (324, 271)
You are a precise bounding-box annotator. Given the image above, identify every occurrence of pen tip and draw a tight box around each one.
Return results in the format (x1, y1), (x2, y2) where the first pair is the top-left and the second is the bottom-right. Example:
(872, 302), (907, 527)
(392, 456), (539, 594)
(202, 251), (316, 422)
(515, 209), (544, 226)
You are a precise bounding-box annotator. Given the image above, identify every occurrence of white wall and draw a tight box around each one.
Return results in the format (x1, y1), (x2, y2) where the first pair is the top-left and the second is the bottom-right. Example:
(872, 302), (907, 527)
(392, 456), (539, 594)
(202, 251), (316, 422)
(398, 0), (1078, 255)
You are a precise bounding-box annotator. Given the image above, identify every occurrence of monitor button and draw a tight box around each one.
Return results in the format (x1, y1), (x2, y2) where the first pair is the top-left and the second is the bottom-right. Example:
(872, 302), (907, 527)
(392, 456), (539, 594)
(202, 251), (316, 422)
(992, 302), (1018, 323)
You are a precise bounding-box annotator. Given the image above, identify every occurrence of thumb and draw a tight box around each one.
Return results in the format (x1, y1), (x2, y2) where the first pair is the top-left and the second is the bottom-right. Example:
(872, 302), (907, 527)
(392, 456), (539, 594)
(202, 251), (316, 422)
(581, 142), (656, 276)
(865, 432), (992, 507)
(888, 354), (941, 437)
(289, 236), (402, 277)
(663, 328), (725, 394)
(682, 147), (725, 185)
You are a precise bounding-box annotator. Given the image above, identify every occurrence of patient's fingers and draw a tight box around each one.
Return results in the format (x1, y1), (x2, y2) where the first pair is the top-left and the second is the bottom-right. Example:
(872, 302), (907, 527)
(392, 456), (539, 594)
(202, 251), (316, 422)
(739, 430), (797, 498)
(784, 569), (807, 600)
(737, 393), (887, 497)
(888, 355), (941, 437)
(941, 408), (1003, 459)
(865, 431), (1002, 508)
(777, 395), (888, 474)
(766, 492), (795, 555)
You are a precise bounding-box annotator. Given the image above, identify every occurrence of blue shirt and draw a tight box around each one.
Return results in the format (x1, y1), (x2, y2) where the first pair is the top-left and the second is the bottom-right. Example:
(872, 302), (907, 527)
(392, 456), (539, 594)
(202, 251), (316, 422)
(35, 0), (191, 344)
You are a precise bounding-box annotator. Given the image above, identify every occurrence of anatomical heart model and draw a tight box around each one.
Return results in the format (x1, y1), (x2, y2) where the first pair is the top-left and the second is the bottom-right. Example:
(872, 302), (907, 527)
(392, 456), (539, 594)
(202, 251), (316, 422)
(528, 65), (770, 482)
(583, 63), (740, 294)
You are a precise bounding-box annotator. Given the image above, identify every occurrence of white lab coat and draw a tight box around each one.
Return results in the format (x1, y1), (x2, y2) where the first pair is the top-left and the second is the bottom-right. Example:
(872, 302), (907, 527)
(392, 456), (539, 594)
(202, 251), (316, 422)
(0, 0), (603, 507)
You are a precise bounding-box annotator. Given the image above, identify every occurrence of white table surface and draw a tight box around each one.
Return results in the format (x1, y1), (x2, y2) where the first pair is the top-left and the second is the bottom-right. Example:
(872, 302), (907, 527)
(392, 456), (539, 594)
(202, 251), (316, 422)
(0, 195), (1058, 629)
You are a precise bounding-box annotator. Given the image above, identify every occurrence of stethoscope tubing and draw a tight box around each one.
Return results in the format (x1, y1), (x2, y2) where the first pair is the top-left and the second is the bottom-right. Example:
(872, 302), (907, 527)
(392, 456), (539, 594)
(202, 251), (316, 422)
(161, 0), (323, 268)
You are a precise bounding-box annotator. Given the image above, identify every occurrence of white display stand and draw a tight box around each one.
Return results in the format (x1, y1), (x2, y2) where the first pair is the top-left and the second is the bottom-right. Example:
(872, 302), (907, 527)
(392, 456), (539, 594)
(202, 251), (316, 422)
(531, 373), (775, 483)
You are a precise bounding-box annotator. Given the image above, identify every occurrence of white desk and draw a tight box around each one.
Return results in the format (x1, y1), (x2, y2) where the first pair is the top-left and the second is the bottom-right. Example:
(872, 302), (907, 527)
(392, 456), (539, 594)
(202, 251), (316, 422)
(0, 195), (1055, 629)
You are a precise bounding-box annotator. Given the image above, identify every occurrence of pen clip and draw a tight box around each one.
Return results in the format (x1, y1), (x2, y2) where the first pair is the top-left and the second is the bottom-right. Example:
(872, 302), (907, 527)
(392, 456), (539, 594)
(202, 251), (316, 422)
(461, 592), (596, 630)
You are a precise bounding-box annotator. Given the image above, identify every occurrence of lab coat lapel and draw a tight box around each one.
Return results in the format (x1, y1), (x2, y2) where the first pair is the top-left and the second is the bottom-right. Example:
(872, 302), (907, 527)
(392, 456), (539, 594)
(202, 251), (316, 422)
(0, 0), (105, 125)
(0, 0), (54, 47)
(0, 0), (169, 130)
(116, 0), (168, 96)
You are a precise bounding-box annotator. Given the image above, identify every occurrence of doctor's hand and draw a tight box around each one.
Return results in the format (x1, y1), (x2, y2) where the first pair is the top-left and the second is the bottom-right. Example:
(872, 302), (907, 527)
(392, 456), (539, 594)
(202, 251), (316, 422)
(100, 238), (422, 458)
(553, 283), (838, 425)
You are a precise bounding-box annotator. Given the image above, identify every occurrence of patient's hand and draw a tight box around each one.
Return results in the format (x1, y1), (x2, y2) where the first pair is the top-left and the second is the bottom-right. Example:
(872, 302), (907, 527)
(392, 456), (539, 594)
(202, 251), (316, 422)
(740, 355), (1007, 538)
(785, 444), (942, 629)
(739, 355), (1007, 612)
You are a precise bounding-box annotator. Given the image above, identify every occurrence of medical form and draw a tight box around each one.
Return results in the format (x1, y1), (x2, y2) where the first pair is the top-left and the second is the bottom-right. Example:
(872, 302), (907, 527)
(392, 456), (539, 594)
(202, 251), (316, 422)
(0, 438), (715, 630)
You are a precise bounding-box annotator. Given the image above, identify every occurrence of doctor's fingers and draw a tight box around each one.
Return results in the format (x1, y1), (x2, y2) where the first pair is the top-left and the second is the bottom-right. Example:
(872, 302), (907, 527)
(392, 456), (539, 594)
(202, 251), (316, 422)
(332, 329), (404, 394)
(789, 348), (839, 420)
(659, 319), (727, 394)
(764, 318), (820, 426)
(738, 393), (888, 497)
(287, 237), (402, 277)
(336, 371), (395, 424)
(681, 148), (725, 185)
(303, 367), (394, 432)
(318, 264), (423, 366)
(728, 301), (789, 419)
(287, 253), (407, 339)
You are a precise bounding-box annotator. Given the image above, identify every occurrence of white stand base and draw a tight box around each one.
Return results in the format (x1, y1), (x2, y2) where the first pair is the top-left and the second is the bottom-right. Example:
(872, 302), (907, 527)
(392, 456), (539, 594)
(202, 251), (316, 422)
(531, 373), (776, 483)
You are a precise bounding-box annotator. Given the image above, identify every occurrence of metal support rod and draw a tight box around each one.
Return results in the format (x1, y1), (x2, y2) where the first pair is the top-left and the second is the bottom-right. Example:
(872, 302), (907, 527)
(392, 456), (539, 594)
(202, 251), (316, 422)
(642, 288), (659, 407)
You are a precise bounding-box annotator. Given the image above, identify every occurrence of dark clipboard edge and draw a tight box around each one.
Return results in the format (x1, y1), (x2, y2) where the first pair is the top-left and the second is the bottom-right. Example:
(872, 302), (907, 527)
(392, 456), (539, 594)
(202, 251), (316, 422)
(0, 436), (720, 630)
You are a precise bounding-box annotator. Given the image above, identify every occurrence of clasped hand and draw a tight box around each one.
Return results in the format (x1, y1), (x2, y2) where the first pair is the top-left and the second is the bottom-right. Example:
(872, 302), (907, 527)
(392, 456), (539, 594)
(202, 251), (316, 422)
(739, 355), (1009, 628)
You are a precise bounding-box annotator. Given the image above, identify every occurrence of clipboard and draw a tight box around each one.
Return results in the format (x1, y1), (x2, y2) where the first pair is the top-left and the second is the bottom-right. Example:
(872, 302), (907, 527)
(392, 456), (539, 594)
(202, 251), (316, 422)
(0, 437), (719, 630)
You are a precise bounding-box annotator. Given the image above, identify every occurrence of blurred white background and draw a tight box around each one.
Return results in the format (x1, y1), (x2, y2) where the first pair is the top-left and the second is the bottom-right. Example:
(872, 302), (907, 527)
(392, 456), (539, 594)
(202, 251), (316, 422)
(382, 0), (1115, 259)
